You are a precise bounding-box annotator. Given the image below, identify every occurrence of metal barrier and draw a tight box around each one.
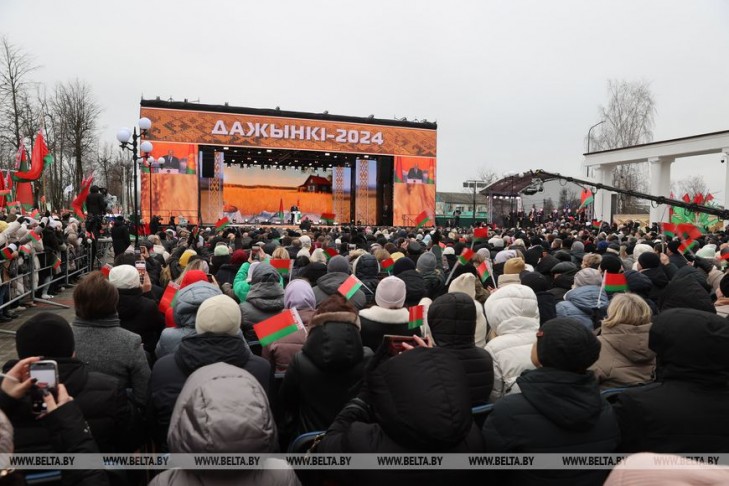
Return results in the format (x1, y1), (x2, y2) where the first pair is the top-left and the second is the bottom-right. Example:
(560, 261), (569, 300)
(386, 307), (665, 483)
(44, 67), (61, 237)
(0, 244), (93, 336)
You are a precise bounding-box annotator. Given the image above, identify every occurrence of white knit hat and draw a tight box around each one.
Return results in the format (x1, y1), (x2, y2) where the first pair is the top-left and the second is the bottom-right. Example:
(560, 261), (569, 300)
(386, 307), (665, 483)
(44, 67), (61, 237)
(108, 265), (140, 289)
(195, 294), (241, 336)
(375, 276), (406, 309)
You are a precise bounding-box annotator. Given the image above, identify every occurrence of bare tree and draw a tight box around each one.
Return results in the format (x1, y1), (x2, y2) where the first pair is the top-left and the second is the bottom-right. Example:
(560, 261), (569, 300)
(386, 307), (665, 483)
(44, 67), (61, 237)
(591, 79), (657, 213)
(672, 175), (709, 198)
(52, 79), (102, 189)
(0, 36), (38, 166)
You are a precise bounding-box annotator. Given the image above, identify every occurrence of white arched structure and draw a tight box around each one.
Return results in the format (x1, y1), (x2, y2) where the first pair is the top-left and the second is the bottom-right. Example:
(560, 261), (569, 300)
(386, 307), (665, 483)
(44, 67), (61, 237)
(584, 130), (729, 224)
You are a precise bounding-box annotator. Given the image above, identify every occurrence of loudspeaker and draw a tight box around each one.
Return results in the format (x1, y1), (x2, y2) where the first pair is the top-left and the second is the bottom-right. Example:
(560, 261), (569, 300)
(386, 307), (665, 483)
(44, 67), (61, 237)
(201, 158), (215, 178)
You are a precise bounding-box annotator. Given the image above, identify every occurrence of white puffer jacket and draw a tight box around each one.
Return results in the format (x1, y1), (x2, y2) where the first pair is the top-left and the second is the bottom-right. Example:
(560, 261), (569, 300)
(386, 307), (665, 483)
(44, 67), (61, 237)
(448, 273), (487, 348)
(484, 284), (540, 402)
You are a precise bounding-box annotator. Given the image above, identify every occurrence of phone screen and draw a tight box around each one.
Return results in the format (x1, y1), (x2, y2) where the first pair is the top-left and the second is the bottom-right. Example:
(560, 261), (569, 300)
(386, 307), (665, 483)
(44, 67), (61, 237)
(30, 361), (58, 415)
(383, 335), (417, 356)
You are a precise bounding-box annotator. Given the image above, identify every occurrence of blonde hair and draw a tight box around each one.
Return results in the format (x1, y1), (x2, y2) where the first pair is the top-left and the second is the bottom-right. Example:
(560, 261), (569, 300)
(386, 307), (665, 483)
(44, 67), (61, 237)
(272, 247), (289, 260)
(581, 253), (602, 269)
(348, 249), (367, 262)
(175, 258), (209, 284)
(373, 248), (391, 263)
(602, 293), (651, 328)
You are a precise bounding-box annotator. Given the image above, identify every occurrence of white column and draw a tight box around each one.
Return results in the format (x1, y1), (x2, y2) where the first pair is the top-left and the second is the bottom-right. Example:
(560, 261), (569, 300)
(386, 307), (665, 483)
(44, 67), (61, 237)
(592, 165), (613, 223)
(649, 157), (673, 224)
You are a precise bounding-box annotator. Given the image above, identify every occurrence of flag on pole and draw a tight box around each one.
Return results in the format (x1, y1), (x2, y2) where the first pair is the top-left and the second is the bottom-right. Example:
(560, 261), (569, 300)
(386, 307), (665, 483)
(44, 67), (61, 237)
(578, 189), (594, 210)
(1, 247), (13, 260)
(661, 222), (677, 238)
(52, 256), (61, 270)
(13, 130), (53, 183)
(18, 245), (30, 257)
(380, 257), (395, 273)
(476, 261), (491, 284)
(158, 282), (180, 314)
(337, 275), (363, 300)
(71, 175), (93, 221)
(28, 231), (41, 244)
(269, 259), (292, 276)
(458, 248), (475, 266)
(408, 305), (424, 330)
(678, 239), (697, 254)
(278, 198), (284, 219)
(677, 223), (702, 240)
(321, 212), (336, 225)
(414, 210), (431, 228)
(324, 247), (338, 260)
(473, 227), (489, 243)
(30, 208), (40, 220)
(215, 217), (230, 232)
(254, 309), (299, 346)
(604, 272), (628, 293)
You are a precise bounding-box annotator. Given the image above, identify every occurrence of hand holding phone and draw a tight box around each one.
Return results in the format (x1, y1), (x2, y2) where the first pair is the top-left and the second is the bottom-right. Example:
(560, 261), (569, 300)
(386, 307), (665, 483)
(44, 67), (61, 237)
(383, 335), (418, 356)
(30, 360), (59, 415)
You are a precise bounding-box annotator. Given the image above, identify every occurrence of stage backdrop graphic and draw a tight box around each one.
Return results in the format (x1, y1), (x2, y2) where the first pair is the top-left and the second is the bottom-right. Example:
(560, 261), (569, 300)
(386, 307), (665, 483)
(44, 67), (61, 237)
(140, 142), (199, 224)
(393, 156), (436, 226)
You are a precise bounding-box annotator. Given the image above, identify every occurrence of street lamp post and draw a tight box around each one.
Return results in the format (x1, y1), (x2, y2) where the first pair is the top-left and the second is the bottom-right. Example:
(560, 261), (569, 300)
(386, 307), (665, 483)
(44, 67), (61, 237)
(116, 117), (154, 247)
(463, 180), (489, 226)
(586, 120), (606, 178)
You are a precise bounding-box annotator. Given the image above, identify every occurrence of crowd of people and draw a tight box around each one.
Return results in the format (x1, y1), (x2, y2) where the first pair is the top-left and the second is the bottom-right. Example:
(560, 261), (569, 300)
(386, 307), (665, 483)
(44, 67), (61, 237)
(0, 212), (728, 485)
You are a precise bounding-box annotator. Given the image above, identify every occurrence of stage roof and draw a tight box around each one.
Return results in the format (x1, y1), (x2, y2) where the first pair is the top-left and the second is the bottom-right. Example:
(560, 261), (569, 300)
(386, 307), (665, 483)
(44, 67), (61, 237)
(480, 171), (562, 196)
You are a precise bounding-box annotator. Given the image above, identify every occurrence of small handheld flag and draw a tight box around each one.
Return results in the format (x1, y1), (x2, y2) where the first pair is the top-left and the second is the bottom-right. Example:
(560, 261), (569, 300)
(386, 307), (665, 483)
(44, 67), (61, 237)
(52, 256), (61, 270)
(476, 261), (491, 284)
(269, 259), (292, 276)
(158, 282), (180, 314)
(458, 248), (475, 266)
(28, 231), (41, 244)
(337, 275), (363, 300)
(414, 210), (431, 228)
(254, 309), (300, 346)
(320, 212), (336, 225)
(324, 247), (339, 260)
(473, 227), (489, 243)
(380, 257), (395, 273)
(215, 217), (230, 232)
(578, 189), (594, 210)
(18, 245), (30, 257)
(1, 247), (13, 260)
(408, 305), (424, 330)
(604, 272), (628, 293)
(661, 222), (677, 239)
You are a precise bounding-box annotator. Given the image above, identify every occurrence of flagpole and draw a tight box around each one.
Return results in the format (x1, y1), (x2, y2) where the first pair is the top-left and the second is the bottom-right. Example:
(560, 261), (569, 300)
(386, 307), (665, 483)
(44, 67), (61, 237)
(445, 261), (460, 287)
(486, 259), (498, 289)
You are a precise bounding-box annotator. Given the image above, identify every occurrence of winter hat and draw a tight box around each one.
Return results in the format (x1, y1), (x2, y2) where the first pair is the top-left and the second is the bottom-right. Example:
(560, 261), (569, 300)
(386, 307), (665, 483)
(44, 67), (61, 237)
(195, 294), (241, 336)
(693, 256), (714, 274)
(299, 235), (312, 248)
(551, 261), (577, 275)
(327, 255), (350, 274)
(666, 240), (681, 254)
(520, 272), (549, 293)
(392, 257), (416, 276)
(179, 249), (197, 268)
(596, 240), (609, 253)
(607, 243), (620, 255)
(632, 243), (653, 260)
(442, 247), (455, 256)
(214, 244), (230, 256)
(181, 269), (208, 288)
(284, 279), (316, 311)
(415, 252), (437, 273)
(571, 241), (585, 252)
(600, 255), (624, 274)
(407, 241), (423, 255)
(375, 276), (406, 309)
(503, 258), (525, 275)
(108, 264), (140, 289)
(488, 237), (504, 248)
(696, 244), (717, 259)
(721, 273), (729, 298)
(574, 268), (602, 287)
(536, 318), (601, 372)
(16, 312), (74, 359)
(230, 249), (247, 265)
(494, 249), (517, 265)
(638, 251), (660, 269)
(0, 221), (7, 233)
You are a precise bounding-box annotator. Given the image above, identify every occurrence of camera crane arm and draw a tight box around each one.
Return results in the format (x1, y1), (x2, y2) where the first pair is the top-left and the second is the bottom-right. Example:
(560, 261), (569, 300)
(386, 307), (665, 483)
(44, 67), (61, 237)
(529, 169), (729, 220)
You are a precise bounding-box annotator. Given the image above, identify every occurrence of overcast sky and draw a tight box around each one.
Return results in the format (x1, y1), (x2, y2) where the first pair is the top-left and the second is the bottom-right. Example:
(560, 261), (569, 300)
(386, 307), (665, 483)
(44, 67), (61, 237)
(2, 0), (729, 201)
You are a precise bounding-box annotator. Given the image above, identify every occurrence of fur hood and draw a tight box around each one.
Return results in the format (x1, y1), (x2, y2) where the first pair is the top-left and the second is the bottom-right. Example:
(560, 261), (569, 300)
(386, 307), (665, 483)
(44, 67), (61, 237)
(359, 305), (409, 324)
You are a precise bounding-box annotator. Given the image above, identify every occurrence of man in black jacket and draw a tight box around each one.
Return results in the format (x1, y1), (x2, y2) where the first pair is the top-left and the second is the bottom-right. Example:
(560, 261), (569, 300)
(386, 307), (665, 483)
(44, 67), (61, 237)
(111, 216), (131, 256)
(613, 308), (729, 453)
(482, 318), (619, 486)
(85, 186), (107, 216)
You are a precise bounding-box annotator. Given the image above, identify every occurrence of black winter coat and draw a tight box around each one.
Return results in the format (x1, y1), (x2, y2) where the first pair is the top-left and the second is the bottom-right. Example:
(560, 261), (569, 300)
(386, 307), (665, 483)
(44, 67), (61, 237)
(85, 191), (107, 216)
(215, 262), (242, 287)
(395, 269), (426, 307)
(429, 293), (494, 406)
(659, 273), (715, 314)
(117, 288), (164, 357)
(482, 368), (619, 486)
(353, 254), (380, 306)
(1, 357), (133, 453)
(279, 311), (372, 439)
(317, 347), (485, 486)
(111, 223), (131, 256)
(148, 333), (271, 450)
(358, 305), (421, 352)
(613, 308), (729, 453)
(641, 266), (669, 303)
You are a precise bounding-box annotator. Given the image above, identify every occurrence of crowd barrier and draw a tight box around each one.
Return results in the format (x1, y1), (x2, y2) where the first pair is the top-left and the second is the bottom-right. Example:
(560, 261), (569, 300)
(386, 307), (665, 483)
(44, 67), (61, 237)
(0, 241), (101, 336)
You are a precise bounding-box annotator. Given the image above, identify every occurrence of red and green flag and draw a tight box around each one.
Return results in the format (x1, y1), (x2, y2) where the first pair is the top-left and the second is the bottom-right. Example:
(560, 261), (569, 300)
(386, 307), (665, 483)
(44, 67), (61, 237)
(380, 257), (395, 273)
(52, 256), (61, 270)
(158, 282), (180, 314)
(1, 247), (13, 260)
(661, 222), (677, 238)
(458, 248), (475, 266)
(337, 275), (363, 300)
(30, 208), (40, 220)
(277, 198), (284, 219)
(28, 231), (41, 244)
(678, 238), (697, 255)
(677, 223), (702, 240)
(408, 305), (424, 330)
(71, 174), (93, 221)
(321, 212), (336, 225)
(473, 227), (489, 243)
(254, 309), (300, 346)
(270, 258), (291, 276)
(414, 210), (431, 228)
(476, 261), (491, 284)
(604, 272), (628, 293)
(18, 245), (30, 257)
(215, 217), (230, 232)
(13, 130), (53, 183)
(324, 247), (338, 260)
(579, 189), (594, 210)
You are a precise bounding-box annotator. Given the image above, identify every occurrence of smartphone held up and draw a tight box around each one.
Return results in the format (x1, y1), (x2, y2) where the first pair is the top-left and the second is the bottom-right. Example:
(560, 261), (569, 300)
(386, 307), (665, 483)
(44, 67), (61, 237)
(29, 360), (58, 415)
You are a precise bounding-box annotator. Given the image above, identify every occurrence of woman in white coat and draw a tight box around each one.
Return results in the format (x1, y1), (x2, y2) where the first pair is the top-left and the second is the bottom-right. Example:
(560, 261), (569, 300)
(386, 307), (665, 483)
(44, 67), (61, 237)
(484, 283), (540, 402)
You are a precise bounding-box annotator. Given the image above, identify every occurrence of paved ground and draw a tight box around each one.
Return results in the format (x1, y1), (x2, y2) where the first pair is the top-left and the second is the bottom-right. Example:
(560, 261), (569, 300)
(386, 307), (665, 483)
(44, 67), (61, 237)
(0, 288), (78, 364)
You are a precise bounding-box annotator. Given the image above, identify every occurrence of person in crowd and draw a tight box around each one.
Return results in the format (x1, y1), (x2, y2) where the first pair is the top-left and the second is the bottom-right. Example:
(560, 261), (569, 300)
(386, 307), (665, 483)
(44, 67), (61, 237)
(428, 293), (493, 406)
(498, 257), (525, 287)
(4, 312), (135, 454)
(352, 253), (380, 305)
(110, 216), (130, 257)
(240, 262), (285, 343)
(556, 267), (609, 331)
(665, 240), (687, 269)
(215, 249), (247, 287)
(156, 279), (222, 358)
(416, 251), (446, 300)
(448, 273), (488, 348)
(149, 363), (299, 486)
(209, 242), (231, 275)
(658, 262), (716, 313)
(484, 284), (540, 401)
(108, 265), (164, 362)
(590, 293), (655, 388)
(520, 272), (557, 326)
(149, 294), (270, 450)
(279, 295), (372, 444)
(315, 345), (484, 486)
(548, 261), (577, 301)
(359, 276), (417, 350)
(393, 257), (427, 308)
(482, 317), (619, 486)
(71, 272), (150, 407)
(613, 308), (729, 452)
(0, 357), (112, 486)
(636, 251), (669, 303)
(263, 279), (316, 372)
(715, 273), (729, 317)
(312, 255), (366, 309)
